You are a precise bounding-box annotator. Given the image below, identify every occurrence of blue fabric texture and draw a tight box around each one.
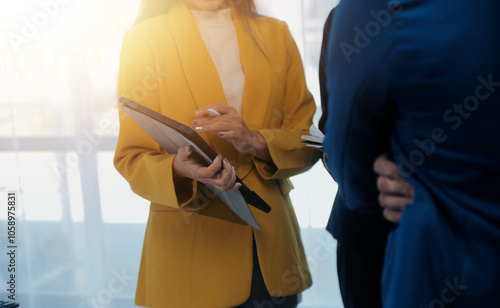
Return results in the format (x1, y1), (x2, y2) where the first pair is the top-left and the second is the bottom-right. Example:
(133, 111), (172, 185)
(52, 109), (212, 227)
(323, 0), (500, 306)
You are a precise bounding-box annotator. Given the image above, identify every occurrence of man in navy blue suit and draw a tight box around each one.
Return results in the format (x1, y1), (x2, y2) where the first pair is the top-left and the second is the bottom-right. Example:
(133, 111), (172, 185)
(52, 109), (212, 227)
(322, 0), (500, 306)
(319, 9), (393, 308)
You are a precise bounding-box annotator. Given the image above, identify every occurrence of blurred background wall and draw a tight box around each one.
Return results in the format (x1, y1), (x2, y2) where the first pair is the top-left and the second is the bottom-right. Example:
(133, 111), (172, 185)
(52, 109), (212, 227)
(0, 0), (340, 307)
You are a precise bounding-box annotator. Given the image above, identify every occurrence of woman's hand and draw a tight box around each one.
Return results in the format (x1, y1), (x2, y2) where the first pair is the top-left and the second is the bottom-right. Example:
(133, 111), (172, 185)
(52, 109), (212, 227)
(191, 103), (271, 162)
(173, 144), (241, 192)
(373, 154), (415, 223)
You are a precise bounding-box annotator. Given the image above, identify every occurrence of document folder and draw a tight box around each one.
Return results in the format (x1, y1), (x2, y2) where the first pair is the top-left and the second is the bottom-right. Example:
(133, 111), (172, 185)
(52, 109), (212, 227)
(118, 96), (271, 229)
(301, 124), (324, 150)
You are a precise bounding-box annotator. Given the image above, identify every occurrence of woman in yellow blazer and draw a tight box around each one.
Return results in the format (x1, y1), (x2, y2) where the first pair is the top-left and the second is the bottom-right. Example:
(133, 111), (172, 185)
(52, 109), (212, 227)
(114, 0), (320, 306)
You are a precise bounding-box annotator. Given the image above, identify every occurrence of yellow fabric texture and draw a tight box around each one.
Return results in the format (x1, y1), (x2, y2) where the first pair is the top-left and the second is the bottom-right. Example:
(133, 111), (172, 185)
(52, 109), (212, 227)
(114, 2), (320, 307)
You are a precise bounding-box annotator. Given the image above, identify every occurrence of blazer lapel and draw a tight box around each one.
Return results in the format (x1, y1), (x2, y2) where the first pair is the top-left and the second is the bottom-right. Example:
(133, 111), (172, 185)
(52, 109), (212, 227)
(167, 4), (272, 174)
(167, 2), (232, 157)
(168, 3), (272, 129)
(232, 11), (273, 178)
(167, 2), (227, 111)
(232, 10), (272, 131)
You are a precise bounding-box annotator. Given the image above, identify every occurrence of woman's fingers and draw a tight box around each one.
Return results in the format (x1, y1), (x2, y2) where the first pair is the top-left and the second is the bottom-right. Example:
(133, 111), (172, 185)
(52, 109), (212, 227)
(172, 144), (196, 179)
(191, 112), (243, 134)
(192, 120), (230, 134)
(191, 104), (260, 157)
(210, 158), (238, 191)
(191, 155), (239, 192)
(195, 103), (234, 118)
(177, 144), (192, 160)
(196, 154), (223, 179)
(175, 147), (240, 192)
(228, 182), (243, 192)
(192, 105), (243, 136)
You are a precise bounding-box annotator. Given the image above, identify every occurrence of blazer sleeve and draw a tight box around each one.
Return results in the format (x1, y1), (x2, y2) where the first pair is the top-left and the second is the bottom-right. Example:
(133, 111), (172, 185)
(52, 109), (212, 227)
(113, 28), (198, 209)
(254, 22), (321, 180)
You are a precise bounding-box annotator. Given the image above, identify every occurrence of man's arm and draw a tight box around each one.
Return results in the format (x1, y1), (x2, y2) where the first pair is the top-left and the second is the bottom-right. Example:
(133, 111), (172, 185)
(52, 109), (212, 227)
(318, 9), (335, 134)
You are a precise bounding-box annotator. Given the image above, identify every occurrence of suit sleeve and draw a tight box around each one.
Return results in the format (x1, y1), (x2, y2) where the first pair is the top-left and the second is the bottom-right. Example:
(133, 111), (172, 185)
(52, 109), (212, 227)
(318, 9), (335, 173)
(113, 29), (198, 209)
(321, 9), (394, 211)
(255, 22), (321, 180)
(318, 9), (335, 133)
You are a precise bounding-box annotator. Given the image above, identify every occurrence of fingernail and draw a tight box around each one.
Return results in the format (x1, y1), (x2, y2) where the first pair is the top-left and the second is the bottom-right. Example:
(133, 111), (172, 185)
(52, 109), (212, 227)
(186, 145), (191, 152)
(218, 154), (222, 161)
(236, 183), (242, 189)
(218, 132), (224, 137)
(192, 120), (198, 125)
(224, 158), (229, 165)
(195, 127), (203, 131)
(231, 166), (235, 174)
(208, 108), (221, 116)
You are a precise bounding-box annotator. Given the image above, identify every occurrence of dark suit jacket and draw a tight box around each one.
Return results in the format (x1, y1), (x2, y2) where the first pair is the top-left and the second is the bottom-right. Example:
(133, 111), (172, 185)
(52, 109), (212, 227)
(319, 9), (392, 253)
(322, 0), (500, 306)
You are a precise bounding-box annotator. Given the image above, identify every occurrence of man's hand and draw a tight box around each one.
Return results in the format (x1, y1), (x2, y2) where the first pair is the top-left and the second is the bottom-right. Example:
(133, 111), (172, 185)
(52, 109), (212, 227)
(373, 154), (415, 223)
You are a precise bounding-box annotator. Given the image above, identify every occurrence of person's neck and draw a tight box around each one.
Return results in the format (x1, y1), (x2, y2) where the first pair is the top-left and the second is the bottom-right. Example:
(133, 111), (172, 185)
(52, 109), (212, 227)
(185, 1), (229, 12)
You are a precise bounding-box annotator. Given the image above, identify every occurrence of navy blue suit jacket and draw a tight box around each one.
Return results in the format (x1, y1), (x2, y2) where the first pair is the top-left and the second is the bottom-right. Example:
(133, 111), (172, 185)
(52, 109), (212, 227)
(319, 9), (392, 252)
(323, 0), (500, 306)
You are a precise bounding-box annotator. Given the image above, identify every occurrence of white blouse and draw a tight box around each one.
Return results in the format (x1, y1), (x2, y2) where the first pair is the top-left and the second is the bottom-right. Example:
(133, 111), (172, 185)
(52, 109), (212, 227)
(191, 8), (245, 113)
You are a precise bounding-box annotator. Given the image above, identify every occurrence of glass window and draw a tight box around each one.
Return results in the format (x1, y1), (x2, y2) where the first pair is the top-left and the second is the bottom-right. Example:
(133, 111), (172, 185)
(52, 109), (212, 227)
(1, 1), (341, 306)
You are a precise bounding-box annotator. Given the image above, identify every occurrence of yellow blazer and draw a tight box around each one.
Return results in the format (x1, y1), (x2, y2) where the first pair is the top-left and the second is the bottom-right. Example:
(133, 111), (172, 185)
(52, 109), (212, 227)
(114, 2), (319, 307)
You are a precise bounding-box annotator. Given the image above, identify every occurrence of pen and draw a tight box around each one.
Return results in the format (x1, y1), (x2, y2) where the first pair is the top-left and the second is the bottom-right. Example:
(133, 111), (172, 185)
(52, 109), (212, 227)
(207, 109), (221, 116)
